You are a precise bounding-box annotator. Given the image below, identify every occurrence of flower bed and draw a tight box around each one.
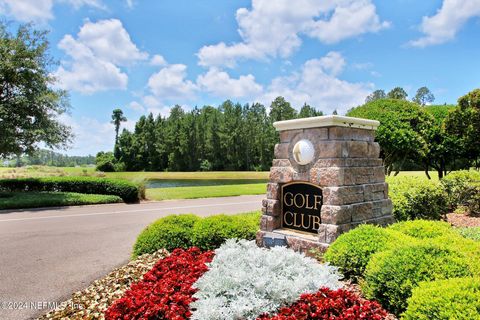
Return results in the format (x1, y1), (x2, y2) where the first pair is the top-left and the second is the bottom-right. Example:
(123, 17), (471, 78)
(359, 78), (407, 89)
(105, 247), (214, 319)
(103, 240), (389, 320)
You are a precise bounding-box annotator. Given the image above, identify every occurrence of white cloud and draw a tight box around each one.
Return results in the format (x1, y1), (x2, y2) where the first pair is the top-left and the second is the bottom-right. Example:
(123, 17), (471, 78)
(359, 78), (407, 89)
(128, 101), (145, 112)
(139, 96), (174, 117)
(140, 51), (369, 115)
(54, 19), (147, 94)
(197, 68), (263, 98)
(0, 0), (104, 23)
(0, 0), (53, 23)
(305, 0), (390, 44)
(73, 19), (148, 66)
(59, 113), (137, 155)
(410, 0), (480, 47)
(147, 64), (197, 101)
(197, 0), (388, 67)
(59, 114), (116, 155)
(61, 0), (104, 9)
(259, 51), (372, 114)
(150, 54), (167, 66)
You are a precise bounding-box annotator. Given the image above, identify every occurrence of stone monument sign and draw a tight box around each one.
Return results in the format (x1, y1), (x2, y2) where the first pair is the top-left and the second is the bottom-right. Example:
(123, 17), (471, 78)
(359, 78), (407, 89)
(257, 115), (395, 252)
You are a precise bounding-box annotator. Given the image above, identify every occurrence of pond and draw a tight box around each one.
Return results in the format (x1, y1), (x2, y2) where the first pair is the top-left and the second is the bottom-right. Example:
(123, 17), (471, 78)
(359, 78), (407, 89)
(146, 179), (268, 188)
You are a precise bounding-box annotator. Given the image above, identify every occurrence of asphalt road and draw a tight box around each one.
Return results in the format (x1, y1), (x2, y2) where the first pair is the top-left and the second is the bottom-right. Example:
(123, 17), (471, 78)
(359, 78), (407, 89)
(0, 195), (263, 320)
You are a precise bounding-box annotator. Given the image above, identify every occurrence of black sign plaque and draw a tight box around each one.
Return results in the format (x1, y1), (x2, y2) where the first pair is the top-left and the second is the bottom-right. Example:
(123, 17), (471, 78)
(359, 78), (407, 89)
(281, 182), (323, 234)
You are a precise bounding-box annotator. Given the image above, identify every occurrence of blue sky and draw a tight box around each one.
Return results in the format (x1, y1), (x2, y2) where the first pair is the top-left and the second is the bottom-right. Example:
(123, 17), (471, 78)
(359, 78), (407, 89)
(1, 0), (479, 155)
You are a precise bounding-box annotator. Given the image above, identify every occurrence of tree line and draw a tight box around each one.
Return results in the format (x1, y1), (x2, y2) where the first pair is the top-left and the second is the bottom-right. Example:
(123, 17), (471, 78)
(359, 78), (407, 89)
(3, 149), (95, 167)
(97, 98), (323, 172)
(348, 88), (480, 179)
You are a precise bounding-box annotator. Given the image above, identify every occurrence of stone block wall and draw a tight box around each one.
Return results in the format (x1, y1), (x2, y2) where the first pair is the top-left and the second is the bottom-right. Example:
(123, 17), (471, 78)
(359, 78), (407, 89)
(257, 124), (395, 251)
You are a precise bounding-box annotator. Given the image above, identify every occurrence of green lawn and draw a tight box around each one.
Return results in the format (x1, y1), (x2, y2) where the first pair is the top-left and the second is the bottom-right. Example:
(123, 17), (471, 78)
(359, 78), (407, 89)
(146, 183), (267, 201)
(105, 170), (269, 181)
(0, 192), (122, 210)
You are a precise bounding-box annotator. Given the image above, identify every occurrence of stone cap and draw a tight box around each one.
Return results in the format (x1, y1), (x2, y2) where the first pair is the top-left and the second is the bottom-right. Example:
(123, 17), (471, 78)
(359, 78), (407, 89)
(273, 115), (380, 131)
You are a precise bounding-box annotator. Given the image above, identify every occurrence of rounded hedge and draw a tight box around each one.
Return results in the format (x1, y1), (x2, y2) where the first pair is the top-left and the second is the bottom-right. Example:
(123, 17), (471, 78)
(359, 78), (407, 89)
(133, 214), (200, 257)
(388, 220), (455, 239)
(386, 176), (448, 221)
(133, 211), (261, 257)
(362, 242), (471, 315)
(191, 213), (260, 250)
(403, 277), (480, 320)
(323, 224), (413, 281)
(0, 177), (142, 203)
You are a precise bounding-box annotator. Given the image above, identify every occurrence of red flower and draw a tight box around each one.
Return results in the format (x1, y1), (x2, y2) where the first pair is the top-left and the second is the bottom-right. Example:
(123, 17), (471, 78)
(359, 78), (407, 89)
(106, 248), (388, 320)
(257, 288), (388, 320)
(105, 247), (214, 320)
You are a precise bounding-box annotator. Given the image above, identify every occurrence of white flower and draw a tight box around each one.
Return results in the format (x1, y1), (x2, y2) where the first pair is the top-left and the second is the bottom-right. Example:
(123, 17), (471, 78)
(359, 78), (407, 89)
(190, 239), (341, 320)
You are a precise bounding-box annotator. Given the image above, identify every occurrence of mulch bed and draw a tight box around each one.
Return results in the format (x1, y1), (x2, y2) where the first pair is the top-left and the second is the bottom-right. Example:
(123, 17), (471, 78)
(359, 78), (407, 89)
(39, 249), (168, 320)
(446, 213), (480, 227)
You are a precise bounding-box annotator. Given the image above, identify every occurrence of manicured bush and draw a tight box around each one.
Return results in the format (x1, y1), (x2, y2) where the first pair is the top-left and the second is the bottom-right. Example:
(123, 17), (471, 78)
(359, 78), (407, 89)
(441, 170), (480, 213)
(388, 220), (456, 239)
(429, 235), (480, 277)
(324, 224), (413, 281)
(190, 239), (341, 320)
(386, 175), (448, 220)
(132, 211), (261, 257)
(191, 212), (260, 250)
(457, 227), (480, 242)
(257, 288), (388, 320)
(0, 177), (142, 203)
(363, 242), (471, 315)
(105, 247), (214, 320)
(132, 214), (200, 257)
(403, 277), (480, 320)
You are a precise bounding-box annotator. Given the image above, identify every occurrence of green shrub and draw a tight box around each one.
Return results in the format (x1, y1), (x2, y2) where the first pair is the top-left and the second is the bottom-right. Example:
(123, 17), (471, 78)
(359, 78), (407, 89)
(467, 190), (480, 216)
(430, 235), (480, 277)
(441, 170), (480, 212)
(324, 224), (413, 281)
(457, 227), (480, 242)
(387, 176), (448, 221)
(388, 220), (455, 239)
(403, 277), (480, 320)
(191, 212), (260, 250)
(132, 214), (200, 257)
(363, 242), (471, 315)
(132, 211), (261, 257)
(95, 151), (116, 172)
(0, 177), (142, 203)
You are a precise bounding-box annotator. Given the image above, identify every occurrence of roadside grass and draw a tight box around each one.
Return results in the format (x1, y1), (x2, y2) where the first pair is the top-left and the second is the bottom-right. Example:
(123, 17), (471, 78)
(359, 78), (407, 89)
(146, 183), (266, 201)
(0, 192), (122, 210)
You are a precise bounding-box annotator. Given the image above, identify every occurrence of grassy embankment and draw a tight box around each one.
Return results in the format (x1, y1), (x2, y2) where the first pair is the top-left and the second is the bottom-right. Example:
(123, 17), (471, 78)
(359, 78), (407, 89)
(0, 192), (121, 210)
